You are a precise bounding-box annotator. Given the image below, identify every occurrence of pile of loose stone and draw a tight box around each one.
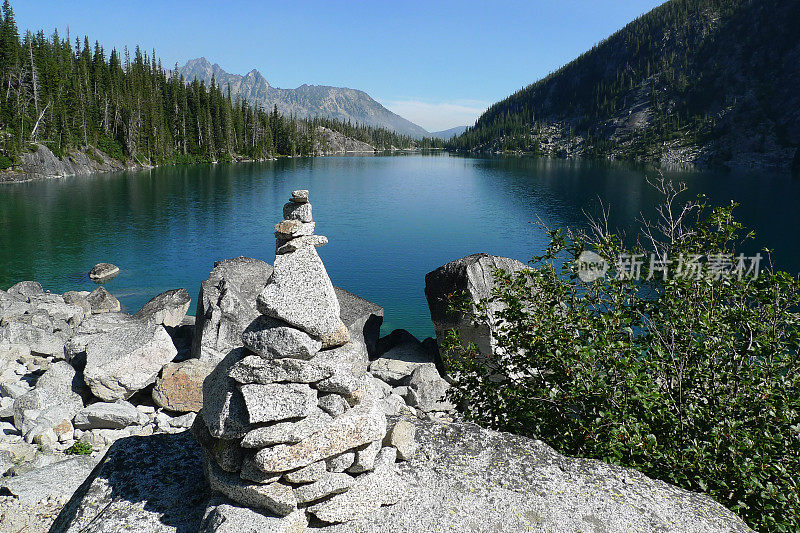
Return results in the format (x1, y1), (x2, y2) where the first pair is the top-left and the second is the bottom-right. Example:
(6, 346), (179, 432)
(194, 190), (409, 527)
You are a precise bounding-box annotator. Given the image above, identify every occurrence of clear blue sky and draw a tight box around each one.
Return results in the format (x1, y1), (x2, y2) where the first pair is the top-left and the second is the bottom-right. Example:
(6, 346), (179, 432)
(14, 0), (665, 132)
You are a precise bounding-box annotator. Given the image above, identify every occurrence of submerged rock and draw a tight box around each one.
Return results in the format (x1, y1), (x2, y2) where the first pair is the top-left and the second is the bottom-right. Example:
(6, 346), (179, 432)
(88, 263), (120, 282)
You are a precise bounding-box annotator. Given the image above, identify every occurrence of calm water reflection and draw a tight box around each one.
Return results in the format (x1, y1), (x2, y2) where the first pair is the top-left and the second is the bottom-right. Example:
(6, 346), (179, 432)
(1, 154), (798, 338)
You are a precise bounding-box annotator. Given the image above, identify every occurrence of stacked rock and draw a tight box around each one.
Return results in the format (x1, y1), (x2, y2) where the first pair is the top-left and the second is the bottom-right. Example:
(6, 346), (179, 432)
(194, 190), (407, 526)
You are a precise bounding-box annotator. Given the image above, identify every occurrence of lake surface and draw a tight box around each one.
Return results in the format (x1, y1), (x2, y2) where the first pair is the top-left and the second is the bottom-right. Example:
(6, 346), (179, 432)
(1, 154), (798, 338)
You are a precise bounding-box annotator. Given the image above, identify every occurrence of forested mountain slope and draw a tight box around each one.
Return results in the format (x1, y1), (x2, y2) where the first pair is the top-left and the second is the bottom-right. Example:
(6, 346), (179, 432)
(449, 0), (800, 171)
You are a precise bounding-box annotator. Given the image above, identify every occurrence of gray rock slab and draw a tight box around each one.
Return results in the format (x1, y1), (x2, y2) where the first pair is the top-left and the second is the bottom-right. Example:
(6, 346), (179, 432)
(200, 501), (308, 533)
(314, 340), (369, 378)
(241, 409), (332, 448)
(5, 281), (43, 302)
(32, 299), (85, 327)
(192, 257), (273, 364)
(309, 462), (406, 524)
(0, 290), (32, 323)
(73, 401), (146, 430)
(201, 348), (251, 439)
(241, 315), (322, 360)
(0, 455), (100, 506)
(348, 440), (381, 474)
(89, 263), (120, 282)
(406, 364), (454, 412)
(318, 393), (350, 417)
(50, 418), (753, 533)
(133, 288), (191, 327)
(240, 455), (281, 484)
(290, 189), (309, 202)
(368, 342), (435, 385)
(372, 446), (397, 470)
(86, 286), (121, 314)
(63, 291), (92, 315)
(276, 234), (328, 255)
(315, 417), (754, 532)
(274, 219), (315, 239)
(425, 253), (528, 358)
(256, 246), (347, 345)
(294, 472), (355, 504)
(13, 387), (82, 434)
(204, 453), (298, 516)
(282, 201), (313, 222)
(83, 322), (177, 401)
(383, 418), (417, 461)
(0, 321), (64, 358)
(282, 460), (327, 483)
(230, 354), (334, 385)
(36, 360), (82, 397)
(326, 451), (355, 473)
(254, 401), (386, 473)
(239, 383), (318, 424)
(50, 432), (210, 532)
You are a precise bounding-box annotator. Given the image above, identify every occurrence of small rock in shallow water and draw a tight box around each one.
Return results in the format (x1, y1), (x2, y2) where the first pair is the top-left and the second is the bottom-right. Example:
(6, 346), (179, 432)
(88, 263), (120, 282)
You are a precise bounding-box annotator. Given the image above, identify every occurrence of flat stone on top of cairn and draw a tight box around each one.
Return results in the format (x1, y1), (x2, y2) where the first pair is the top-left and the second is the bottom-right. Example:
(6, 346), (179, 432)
(196, 188), (409, 525)
(290, 189), (310, 203)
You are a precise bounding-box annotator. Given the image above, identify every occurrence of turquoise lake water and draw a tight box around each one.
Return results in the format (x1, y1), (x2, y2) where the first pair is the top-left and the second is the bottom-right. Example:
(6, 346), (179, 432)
(1, 154), (798, 338)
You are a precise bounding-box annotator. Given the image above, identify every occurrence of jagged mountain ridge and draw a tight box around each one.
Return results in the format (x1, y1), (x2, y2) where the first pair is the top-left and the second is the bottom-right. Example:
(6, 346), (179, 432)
(178, 58), (430, 138)
(450, 0), (800, 171)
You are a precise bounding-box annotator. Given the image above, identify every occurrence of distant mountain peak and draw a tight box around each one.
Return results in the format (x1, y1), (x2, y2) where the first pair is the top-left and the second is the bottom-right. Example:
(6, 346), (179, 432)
(177, 59), (429, 138)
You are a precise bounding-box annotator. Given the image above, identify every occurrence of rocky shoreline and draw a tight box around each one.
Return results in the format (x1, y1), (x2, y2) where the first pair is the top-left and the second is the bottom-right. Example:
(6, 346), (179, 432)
(0, 134), (432, 184)
(0, 193), (752, 532)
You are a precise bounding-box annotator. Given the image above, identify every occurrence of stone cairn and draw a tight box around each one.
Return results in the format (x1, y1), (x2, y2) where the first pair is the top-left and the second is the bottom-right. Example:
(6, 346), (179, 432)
(193, 190), (406, 527)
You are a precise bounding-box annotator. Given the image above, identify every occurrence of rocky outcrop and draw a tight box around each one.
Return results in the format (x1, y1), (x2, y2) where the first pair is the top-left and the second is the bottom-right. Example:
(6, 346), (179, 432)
(134, 288), (191, 327)
(0, 143), (145, 183)
(314, 126), (376, 154)
(425, 253), (527, 358)
(49, 416), (752, 532)
(81, 321), (177, 401)
(192, 257), (274, 364)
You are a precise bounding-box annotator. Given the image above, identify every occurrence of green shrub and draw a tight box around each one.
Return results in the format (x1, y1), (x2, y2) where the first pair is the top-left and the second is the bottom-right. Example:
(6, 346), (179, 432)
(0, 153), (12, 170)
(86, 147), (104, 165)
(65, 441), (93, 456)
(96, 135), (126, 161)
(443, 179), (800, 532)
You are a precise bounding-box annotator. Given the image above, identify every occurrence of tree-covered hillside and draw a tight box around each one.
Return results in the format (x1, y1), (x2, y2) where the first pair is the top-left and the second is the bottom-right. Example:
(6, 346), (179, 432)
(449, 0), (800, 171)
(0, 0), (439, 171)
